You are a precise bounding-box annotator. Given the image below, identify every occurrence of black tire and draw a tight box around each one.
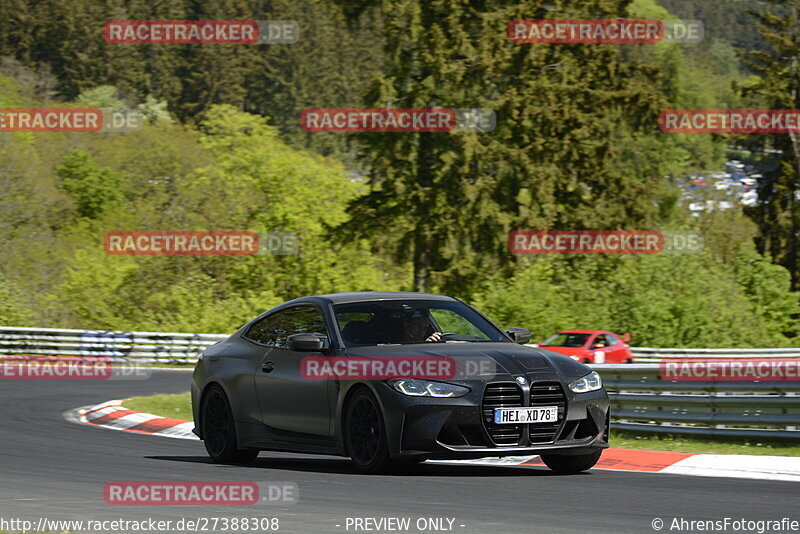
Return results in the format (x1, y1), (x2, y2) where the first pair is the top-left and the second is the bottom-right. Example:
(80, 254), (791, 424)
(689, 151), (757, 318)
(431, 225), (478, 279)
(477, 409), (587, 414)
(540, 450), (602, 474)
(344, 388), (400, 474)
(201, 385), (259, 464)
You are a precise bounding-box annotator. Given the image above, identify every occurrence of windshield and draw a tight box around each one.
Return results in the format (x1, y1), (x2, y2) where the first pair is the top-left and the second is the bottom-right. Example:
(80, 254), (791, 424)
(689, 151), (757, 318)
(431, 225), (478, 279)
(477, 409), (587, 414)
(333, 300), (507, 346)
(541, 333), (590, 348)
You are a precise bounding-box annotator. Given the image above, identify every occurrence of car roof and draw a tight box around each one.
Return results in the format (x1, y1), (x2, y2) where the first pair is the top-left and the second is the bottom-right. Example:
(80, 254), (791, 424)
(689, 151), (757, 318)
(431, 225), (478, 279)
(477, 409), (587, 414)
(558, 330), (616, 336)
(283, 291), (458, 306)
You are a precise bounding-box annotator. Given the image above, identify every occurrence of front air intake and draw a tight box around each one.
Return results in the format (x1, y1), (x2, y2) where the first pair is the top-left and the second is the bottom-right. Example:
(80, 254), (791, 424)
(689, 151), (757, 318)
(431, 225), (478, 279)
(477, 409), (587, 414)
(528, 382), (566, 444)
(482, 382), (523, 445)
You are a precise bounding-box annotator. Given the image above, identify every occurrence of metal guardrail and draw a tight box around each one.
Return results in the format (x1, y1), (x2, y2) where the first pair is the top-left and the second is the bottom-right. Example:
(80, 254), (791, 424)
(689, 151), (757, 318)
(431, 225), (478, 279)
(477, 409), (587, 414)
(2, 326), (799, 439)
(631, 347), (800, 362)
(0, 326), (227, 363)
(527, 344), (800, 361)
(4, 326), (797, 363)
(595, 364), (800, 440)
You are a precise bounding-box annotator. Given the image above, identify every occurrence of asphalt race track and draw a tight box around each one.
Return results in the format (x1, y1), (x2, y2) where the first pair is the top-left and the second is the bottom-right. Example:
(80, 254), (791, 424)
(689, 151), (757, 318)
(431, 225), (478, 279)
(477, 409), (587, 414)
(0, 370), (796, 534)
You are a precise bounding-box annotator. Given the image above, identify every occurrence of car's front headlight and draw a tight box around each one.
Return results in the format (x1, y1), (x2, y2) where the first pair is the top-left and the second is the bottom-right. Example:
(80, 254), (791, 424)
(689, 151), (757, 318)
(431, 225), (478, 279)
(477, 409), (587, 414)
(568, 371), (602, 393)
(388, 379), (470, 398)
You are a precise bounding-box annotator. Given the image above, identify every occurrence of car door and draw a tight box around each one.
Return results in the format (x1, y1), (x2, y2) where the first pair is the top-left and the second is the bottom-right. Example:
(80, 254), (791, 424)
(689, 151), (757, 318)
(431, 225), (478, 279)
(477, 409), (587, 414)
(588, 334), (613, 364)
(252, 305), (333, 437)
(604, 333), (629, 363)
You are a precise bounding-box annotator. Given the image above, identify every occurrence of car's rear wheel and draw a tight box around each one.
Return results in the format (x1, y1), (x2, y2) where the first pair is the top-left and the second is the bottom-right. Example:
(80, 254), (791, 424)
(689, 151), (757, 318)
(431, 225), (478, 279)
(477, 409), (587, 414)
(344, 389), (409, 474)
(539, 450), (602, 474)
(201, 385), (259, 464)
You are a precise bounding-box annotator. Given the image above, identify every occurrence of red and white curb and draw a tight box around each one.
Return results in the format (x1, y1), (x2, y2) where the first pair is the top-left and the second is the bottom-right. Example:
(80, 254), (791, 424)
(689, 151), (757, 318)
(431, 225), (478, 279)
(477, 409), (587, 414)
(72, 399), (800, 481)
(74, 399), (198, 440)
(436, 449), (800, 482)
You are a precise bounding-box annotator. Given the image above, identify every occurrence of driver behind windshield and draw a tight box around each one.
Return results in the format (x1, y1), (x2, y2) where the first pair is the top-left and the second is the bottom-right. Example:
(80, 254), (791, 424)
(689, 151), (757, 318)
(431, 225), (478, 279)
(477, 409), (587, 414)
(402, 309), (442, 343)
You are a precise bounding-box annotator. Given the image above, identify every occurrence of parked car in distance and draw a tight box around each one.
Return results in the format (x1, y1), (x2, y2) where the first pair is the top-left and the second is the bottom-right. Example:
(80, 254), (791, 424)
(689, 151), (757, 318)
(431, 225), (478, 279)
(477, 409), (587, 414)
(537, 330), (633, 364)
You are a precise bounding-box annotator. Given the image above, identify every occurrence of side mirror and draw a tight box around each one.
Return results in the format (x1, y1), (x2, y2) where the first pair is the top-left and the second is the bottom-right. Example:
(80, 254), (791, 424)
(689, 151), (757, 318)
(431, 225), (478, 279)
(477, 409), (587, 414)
(506, 328), (531, 345)
(621, 333), (631, 343)
(287, 333), (325, 352)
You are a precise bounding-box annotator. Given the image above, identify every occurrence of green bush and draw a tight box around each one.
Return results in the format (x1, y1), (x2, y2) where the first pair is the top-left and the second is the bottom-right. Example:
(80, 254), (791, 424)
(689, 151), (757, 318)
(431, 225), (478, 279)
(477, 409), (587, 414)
(474, 253), (798, 348)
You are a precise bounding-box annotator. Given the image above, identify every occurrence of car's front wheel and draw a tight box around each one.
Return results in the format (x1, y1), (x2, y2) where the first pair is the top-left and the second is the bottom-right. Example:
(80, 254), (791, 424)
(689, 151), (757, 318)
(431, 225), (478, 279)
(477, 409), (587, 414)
(344, 389), (392, 473)
(201, 385), (259, 464)
(540, 450), (602, 474)
(344, 388), (414, 474)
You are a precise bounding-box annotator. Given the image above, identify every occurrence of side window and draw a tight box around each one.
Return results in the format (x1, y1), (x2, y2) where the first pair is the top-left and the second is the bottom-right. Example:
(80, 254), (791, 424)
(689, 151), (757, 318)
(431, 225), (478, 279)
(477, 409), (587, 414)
(273, 306), (328, 348)
(592, 334), (608, 347)
(268, 310), (293, 348)
(287, 307), (329, 341)
(336, 312), (375, 333)
(244, 313), (283, 345)
(244, 306), (328, 347)
(606, 334), (620, 346)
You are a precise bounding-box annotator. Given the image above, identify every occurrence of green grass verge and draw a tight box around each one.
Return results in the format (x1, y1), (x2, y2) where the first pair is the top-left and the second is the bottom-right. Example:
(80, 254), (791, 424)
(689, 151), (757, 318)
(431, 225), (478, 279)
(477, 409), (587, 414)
(611, 429), (800, 456)
(124, 392), (193, 421)
(121, 393), (800, 456)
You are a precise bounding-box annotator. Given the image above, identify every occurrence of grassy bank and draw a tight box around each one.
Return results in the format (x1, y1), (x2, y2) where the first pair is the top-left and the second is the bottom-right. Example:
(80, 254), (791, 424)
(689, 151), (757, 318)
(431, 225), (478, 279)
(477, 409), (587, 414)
(610, 430), (800, 456)
(124, 392), (193, 421)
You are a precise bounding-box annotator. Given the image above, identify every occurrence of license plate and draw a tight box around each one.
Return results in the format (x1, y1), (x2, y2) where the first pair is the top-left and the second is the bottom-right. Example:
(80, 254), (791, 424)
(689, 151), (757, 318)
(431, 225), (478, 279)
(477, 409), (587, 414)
(494, 406), (558, 424)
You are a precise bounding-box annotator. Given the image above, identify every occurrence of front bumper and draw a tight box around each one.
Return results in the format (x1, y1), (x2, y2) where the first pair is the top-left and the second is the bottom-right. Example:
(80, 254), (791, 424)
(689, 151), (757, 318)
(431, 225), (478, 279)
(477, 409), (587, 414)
(376, 379), (610, 460)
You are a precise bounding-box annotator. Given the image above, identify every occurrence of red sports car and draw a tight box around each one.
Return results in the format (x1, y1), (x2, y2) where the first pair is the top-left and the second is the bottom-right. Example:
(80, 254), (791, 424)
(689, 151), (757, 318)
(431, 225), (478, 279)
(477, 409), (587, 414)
(537, 330), (633, 364)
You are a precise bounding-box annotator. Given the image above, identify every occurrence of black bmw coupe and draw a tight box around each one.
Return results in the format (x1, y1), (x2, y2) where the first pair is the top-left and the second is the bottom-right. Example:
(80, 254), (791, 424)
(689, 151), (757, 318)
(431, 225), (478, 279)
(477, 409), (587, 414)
(191, 292), (609, 474)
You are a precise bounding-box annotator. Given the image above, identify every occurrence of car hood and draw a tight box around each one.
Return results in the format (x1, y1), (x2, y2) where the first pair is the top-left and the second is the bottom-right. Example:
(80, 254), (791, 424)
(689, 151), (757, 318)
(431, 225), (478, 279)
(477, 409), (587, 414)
(343, 342), (591, 381)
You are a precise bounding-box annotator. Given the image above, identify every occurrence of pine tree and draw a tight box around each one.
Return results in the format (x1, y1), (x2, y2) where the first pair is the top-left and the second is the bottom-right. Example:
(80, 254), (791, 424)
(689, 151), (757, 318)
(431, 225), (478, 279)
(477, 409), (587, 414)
(346, 0), (663, 295)
(741, 0), (800, 289)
